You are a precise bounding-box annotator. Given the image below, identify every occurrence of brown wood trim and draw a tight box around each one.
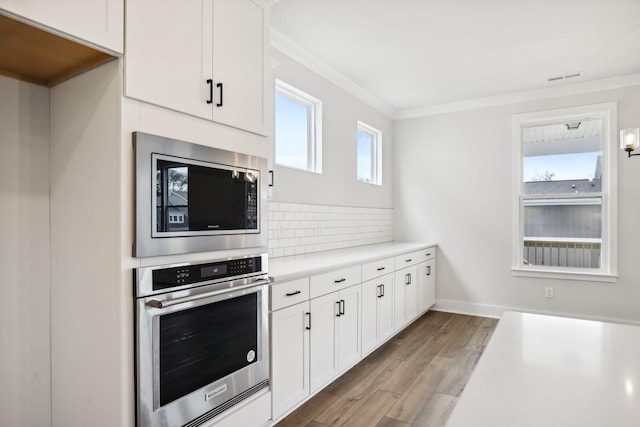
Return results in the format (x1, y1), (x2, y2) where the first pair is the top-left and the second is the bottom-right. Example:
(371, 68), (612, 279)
(0, 14), (115, 87)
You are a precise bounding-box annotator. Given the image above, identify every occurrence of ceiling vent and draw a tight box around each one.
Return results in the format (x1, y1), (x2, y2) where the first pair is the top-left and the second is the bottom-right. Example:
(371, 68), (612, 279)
(547, 72), (583, 83)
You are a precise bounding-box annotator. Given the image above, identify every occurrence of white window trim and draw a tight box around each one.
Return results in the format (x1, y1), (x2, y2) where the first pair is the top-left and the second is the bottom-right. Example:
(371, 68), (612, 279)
(275, 79), (323, 173)
(356, 120), (382, 185)
(511, 102), (618, 282)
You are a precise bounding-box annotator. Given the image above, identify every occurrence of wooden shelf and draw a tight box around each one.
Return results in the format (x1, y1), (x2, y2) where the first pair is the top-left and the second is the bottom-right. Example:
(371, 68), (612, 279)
(0, 14), (115, 87)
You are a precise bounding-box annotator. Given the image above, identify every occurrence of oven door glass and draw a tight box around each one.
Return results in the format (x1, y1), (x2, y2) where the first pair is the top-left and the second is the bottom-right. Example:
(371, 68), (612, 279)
(153, 154), (259, 236)
(157, 293), (259, 407)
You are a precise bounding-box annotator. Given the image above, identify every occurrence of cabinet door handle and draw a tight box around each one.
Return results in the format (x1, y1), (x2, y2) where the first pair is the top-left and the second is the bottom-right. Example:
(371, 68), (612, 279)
(405, 273), (412, 285)
(376, 266), (385, 271)
(426, 253), (431, 257)
(426, 265), (431, 276)
(405, 258), (412, 263)
(285, 290), (301, 296)
(340, 299), (345, 315)
(269, 170), (274, 187)
(216, 82), (223, 107)
(336, 301), (342, 317)
(206, 79), (213, 104)
(305, 312), (311, 330)
(377, 284), (382, 298)
(334, 278), (346, 283)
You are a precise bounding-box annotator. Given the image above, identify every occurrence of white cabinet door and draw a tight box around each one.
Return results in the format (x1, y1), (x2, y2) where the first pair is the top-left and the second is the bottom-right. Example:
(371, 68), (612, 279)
(418, 259), (436, 314)
(336, 284), (360, 371)
(271, 301), (310, 420)
(211, 0), (266, 135)
(125, 0), (267, 135)
(308, 284), (361, 394)
(0, 0), (123, 53)
(361, 274), (394, 356)
(376, 274), (395, 344)
(361, 279), (379, 356)
(405, 266), (418, 322)
(309, 292), (339, 393)
(394, 265), (418, 331)
(125, 0), (207, 118)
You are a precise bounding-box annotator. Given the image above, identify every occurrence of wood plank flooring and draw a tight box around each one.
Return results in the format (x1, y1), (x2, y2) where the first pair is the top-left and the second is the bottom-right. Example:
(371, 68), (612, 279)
(275, 311), (498, 427)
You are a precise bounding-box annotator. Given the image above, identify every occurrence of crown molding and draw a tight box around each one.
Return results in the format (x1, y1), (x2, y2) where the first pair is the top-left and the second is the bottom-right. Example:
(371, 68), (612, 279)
(270, 29), (640, 121)
(270, 28), (396, 118)
(395, 73), (640, 120)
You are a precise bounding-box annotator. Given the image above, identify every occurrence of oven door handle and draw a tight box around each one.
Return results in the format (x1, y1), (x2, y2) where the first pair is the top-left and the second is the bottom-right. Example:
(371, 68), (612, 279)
(147, 278), (270, 309)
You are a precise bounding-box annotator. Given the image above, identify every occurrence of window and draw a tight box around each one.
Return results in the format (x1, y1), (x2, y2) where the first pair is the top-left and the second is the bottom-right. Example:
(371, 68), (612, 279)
(275, 80), (322, 172)
(512, 103), (617, 281)
(356, 121), (382, 185)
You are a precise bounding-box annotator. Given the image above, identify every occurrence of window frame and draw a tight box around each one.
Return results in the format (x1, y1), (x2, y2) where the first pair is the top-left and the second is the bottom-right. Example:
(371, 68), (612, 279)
(511, 103), (618, 282)
(274, 79), (323, 173)
(356, 120), (382, 185)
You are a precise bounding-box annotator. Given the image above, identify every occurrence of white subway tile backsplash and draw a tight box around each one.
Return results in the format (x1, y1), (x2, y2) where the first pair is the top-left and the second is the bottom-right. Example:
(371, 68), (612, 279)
(267, 202), (393, 258)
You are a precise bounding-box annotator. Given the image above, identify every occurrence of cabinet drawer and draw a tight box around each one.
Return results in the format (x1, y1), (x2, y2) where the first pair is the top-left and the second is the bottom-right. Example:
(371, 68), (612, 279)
(271, 278), (310, 311)
(362, 257), (395, 282)
(395, 247), (436, 268)
(310, 265), (361, 299)
(423, 247), (436, 261)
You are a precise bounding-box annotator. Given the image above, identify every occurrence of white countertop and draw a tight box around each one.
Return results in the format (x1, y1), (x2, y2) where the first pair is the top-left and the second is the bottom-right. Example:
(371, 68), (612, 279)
(268, 241), (436, 283)
(446, 311), (640, 427)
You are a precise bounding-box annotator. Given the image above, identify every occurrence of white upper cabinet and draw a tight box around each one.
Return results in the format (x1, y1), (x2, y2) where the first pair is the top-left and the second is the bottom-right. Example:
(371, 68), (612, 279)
(0, 0), (123, 53)
(125, 0), (268, 136)
(125, 0), (205, 118)
(210, 0), (266, 134)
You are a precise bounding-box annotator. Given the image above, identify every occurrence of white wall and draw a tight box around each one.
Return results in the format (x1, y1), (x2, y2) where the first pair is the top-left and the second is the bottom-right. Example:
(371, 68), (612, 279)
(394, 85), (640, 324)
(50, 60), (124, 427)
(271, 48), (394, 209)
(0, 76), (52, 427)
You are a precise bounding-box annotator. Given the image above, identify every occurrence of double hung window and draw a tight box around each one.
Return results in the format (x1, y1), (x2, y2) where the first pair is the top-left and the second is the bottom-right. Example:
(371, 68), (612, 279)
(512, 103), (617, 281)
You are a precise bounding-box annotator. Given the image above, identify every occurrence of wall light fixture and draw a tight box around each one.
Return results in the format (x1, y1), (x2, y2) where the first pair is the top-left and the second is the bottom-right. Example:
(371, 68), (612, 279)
(620, 128), (640, 157)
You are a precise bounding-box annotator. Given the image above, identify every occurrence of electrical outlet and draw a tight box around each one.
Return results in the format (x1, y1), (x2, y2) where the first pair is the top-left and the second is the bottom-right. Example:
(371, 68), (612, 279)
(544, 287), (554, 299)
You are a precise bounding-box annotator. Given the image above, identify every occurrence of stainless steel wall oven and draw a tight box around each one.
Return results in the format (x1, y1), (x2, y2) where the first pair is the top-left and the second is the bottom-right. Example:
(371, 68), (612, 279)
(134, 132), (267, 258)
(135, 253), (269, 427)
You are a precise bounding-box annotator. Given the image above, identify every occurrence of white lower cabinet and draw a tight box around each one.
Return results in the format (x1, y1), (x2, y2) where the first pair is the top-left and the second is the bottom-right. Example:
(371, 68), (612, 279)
(394, 265), (419, 330)
(418, 258), (436, 313)
(271, 300), (310, 420)
(270, 246), (436, 423)
(361, 274), (394, 356)
(204, 390), (271, 427)
(309, 284), (361, 393)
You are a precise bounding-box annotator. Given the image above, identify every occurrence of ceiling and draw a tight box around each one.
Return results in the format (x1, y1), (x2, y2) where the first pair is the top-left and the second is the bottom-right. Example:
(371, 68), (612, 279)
(270, 0), (640, 118)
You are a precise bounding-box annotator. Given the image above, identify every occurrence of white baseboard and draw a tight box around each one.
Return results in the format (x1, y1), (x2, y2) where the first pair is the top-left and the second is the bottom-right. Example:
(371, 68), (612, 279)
(434, 298), (640, 326)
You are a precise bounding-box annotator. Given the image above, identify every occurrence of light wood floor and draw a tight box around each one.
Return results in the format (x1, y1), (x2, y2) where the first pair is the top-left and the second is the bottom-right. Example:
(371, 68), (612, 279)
(275, 311), (498, 427)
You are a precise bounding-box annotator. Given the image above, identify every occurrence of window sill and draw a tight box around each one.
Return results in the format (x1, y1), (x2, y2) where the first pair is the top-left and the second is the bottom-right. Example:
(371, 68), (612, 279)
(511, 267), (618, 283)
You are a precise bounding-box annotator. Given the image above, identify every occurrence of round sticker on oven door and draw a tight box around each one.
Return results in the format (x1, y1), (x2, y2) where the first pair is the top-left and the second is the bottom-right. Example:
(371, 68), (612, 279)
(247, 350), (256, 363)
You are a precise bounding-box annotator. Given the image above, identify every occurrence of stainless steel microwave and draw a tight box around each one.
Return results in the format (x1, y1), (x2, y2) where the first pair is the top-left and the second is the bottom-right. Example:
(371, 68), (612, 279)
(134, 132), (267, 258)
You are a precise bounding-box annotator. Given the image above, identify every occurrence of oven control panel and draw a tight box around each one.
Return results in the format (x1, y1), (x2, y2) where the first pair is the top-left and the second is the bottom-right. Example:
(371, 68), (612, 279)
(150, 256), (264, 292)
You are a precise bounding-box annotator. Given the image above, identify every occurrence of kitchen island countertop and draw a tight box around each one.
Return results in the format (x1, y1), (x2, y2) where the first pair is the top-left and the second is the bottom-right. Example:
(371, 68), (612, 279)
(446, 311), (640, 427)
